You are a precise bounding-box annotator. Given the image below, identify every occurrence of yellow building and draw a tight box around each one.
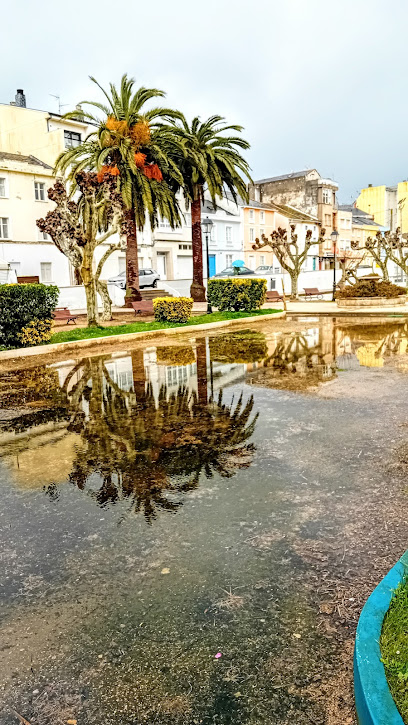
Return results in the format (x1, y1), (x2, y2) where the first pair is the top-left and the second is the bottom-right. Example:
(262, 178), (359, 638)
(356, 182), (408, 234)
(0, 90), (88, 167)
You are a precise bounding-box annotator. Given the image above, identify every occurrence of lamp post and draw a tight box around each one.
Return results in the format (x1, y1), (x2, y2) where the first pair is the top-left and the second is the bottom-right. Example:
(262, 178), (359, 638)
(201, 216), (214, 314)
(331, 229), (339, 301)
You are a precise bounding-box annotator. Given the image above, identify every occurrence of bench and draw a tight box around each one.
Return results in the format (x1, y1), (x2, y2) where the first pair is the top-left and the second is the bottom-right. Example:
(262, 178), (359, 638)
(53, 307), (78, 324)
(266, 290), (284, 302)
(303, 287), (323, 300)
(131, 300), (154, 315)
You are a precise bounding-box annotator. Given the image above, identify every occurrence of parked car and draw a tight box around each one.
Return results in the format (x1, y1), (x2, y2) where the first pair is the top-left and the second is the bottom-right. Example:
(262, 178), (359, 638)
(213, 265), (255, 278)
(108, 268), (160, 289)
(255, 265), (274, 274)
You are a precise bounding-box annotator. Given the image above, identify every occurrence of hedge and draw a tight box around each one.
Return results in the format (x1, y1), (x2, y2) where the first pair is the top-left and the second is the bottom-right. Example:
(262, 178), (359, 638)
(153, 297), (193, 323)
(207, 278), (267, 312)
(0, 283), (59, 348)
(336, 280), (406, 299)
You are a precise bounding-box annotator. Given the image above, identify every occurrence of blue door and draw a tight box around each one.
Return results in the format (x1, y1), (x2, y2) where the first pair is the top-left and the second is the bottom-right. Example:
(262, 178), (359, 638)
(209, 255), (216, 277)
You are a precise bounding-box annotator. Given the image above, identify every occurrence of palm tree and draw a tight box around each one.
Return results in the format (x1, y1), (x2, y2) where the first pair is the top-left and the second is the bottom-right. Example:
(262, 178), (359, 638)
(56, 75), (183, 304)
(160, 115), (252, 301)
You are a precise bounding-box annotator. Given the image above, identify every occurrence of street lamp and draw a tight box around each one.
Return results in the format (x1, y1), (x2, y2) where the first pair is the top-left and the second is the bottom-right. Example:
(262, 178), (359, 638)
(331, 229), (339, 301)
(201, 216), (214, 313)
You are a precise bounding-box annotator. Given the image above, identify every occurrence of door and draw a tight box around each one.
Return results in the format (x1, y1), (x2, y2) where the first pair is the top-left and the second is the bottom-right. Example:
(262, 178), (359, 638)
(209, 254), (216, 278)
(177, 256), (193, 280)
(156, 252), (167, 280)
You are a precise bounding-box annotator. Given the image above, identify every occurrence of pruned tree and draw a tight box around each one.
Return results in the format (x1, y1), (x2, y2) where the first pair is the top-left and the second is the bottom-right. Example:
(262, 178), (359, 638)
(37, 172), (123, 326)
(351, 230), (392, 281)
(357, 227), (408, 282)
(336, 248), (367, 289)
(252, 225), (325, 298)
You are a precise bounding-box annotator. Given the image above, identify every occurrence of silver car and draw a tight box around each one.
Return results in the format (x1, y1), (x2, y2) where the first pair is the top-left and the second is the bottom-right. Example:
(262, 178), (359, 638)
(108, 268), (160, 289)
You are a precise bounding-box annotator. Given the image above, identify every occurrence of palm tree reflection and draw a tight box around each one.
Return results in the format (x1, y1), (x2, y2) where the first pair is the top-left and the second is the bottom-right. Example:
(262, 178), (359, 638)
(64, 352), (257, 523)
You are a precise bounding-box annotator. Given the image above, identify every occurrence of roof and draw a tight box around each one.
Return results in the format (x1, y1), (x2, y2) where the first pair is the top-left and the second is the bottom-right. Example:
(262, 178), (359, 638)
(339, 205), (386, 230)
(0, 151), (52, 169)
(253, 169), (317, 185)
(270, 202), (319, 224)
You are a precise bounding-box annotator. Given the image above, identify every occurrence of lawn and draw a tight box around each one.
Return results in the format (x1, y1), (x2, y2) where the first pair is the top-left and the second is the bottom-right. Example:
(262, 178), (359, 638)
(50, 309), (281, 345)
(381, 580), (408, 721)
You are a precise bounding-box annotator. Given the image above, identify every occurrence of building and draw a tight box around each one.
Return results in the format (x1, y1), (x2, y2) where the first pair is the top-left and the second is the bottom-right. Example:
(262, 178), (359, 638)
(242, 200), (285, 270)
(356, 182), (408, 234)
(0, 151), (73, 285)
(249, 169), (338, 248)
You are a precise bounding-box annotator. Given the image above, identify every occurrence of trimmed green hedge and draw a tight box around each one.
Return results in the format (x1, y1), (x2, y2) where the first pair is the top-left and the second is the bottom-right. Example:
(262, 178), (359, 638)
(207, 278), (267, 312)
(153, 297), (193, 323)
(0, 283), (59, 348)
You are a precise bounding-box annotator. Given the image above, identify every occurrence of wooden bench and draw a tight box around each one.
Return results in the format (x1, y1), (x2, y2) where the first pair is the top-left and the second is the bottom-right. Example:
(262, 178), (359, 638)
(131, 300), (154, 315)
(303, 287), (323, 300)
(53, 307), (78, 324)
(266, 290), (284, 302)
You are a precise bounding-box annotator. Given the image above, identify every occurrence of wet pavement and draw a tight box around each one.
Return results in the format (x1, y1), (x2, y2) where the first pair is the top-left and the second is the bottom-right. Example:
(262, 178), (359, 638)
(1, 316), (408, 724)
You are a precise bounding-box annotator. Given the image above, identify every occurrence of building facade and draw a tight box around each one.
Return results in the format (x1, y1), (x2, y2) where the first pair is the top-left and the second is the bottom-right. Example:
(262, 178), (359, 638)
(356, 182), (408, 234)
(249, 169), (338, 247)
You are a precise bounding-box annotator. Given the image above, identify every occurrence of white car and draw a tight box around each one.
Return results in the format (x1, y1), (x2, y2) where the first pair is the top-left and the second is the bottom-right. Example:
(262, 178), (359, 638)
(108, 268), (160, 289)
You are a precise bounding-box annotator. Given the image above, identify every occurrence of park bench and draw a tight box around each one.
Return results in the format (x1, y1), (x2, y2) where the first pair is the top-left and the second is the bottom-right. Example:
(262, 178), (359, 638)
(53, 307), (78, 324)
(131, 300), (154, 315)
(303, 287), (323, 300)
(266, 290), (284, 302)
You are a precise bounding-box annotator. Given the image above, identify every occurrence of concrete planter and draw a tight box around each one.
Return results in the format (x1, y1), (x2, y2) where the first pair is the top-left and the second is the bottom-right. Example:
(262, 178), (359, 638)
(354, 550), (408, 724)
(337, 296), (407, 308)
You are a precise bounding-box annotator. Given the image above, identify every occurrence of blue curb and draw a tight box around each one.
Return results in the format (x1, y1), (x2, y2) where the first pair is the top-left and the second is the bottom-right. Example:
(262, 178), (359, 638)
(354, 550), (408, 724)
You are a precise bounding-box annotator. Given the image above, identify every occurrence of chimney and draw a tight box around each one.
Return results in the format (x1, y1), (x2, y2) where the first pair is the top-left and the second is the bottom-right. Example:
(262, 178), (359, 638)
(15, 89), (26, 108)
(368, 183), (372, 188)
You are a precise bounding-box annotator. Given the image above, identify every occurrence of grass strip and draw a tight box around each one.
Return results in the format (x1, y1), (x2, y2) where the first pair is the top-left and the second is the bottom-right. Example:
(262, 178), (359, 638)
(50, 309), (280, 345)
(381, 579), (408, 721)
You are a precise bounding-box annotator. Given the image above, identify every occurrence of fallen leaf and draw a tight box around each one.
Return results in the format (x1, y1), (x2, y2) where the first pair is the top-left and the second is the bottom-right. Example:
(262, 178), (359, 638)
(67, 720), (77, 725)
(161, 568), (170, 575)
(293, 633), (301, 639)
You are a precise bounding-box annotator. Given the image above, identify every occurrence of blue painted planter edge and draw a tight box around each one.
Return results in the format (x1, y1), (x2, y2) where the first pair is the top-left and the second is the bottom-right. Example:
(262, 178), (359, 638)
(354, 550), (408, 724)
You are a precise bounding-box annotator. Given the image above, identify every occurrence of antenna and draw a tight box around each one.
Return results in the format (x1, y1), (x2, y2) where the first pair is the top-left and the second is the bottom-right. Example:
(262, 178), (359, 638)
(50, 94), (69, 114)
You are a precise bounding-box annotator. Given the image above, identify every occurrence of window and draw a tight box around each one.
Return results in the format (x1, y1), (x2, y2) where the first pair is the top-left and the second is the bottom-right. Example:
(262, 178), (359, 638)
(118, 256), (126, 273)
(64, 130), (81, 148)
(159, 218), (171, 229)
(249, 209), (255, 221)
(260, 228), (265, 238)
(322, 189), (331, 204)
(34, 181), (46, 201)
(260, 255), (265, 265)
(0, 217), (9, 238)
(249, 227), (255, 242)
(226, 254), (232, 266)
(38, 230), (49, 241)
(0, 178), (7, 198)
(324, 214), (331, 226)
(40, 262), (52, 282)
(211, 223), (217, 241)
(260, 211), (265, 223)
(226, 226), (232, 242)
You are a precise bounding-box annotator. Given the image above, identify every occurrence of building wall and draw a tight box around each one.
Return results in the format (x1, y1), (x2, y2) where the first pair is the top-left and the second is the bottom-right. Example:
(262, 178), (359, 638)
(0, 104), (88, 167)
(356, 185), (387, 227)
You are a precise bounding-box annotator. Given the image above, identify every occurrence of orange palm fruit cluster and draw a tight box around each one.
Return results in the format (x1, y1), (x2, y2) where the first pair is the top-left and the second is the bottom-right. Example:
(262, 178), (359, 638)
(131, 121), (151, 146)
(143, 164), (163, 181)
(134, 152), (147, 168)
(97, 165), (120, 182)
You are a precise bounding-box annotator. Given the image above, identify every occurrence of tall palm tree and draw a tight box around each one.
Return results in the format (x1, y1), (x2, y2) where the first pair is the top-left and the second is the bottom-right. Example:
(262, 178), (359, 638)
(56, 75), (182, 304)
(160, 115), (252, 301)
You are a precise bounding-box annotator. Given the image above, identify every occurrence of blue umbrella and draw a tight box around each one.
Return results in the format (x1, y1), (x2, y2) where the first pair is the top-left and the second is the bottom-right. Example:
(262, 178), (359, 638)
(232, 259), (245, 267)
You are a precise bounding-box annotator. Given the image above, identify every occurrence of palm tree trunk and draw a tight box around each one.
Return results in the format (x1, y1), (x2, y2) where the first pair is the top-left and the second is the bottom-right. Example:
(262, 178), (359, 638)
(195, 340), (208, 405)
(190, 197), (206, 302)
(124, 207), (142, 307)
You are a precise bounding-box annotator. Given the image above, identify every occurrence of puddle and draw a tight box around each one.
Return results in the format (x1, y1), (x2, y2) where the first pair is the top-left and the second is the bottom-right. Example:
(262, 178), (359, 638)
(1, 316), (408, 723)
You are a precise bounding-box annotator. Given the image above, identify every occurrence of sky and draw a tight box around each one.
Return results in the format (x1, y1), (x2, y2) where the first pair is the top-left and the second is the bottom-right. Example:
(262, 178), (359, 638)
(2, 0), (408, 202)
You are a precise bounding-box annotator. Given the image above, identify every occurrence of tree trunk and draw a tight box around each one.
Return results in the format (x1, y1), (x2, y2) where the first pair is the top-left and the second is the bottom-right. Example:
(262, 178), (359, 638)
(190, 196), (205, 302)
(81, 257), (99, 326)
(195, 339), (208, 405)
(124, 206), (142, 307)
(131, 350), (147, 406)
(289, 271), (299, 299)
(96, 279), (113, 321)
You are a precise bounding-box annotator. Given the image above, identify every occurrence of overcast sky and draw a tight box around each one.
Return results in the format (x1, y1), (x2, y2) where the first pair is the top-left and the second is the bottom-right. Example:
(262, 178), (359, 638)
(2, 0), (407, 201)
